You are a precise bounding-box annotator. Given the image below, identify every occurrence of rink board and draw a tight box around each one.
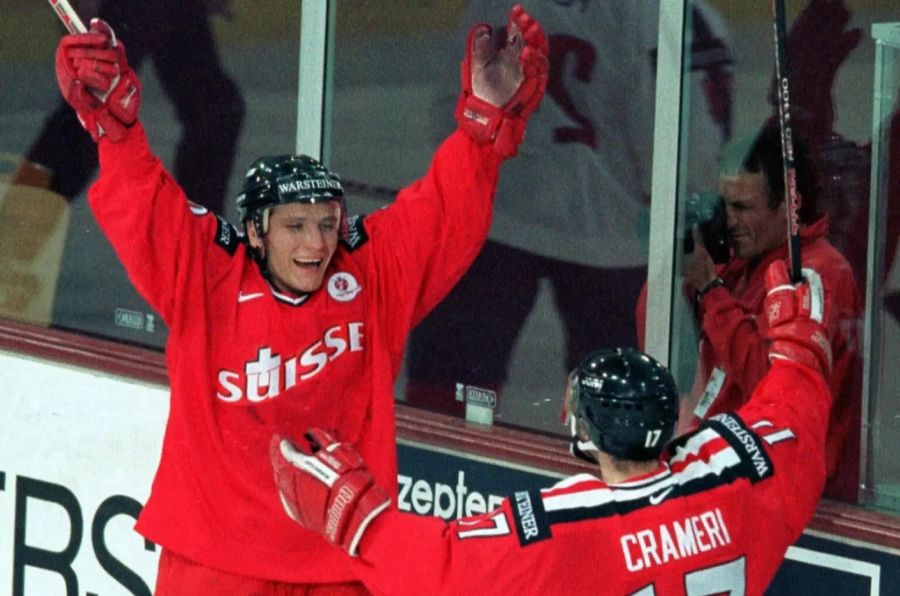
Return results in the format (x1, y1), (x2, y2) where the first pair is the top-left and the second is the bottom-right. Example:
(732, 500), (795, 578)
(0, 349), (897, 595)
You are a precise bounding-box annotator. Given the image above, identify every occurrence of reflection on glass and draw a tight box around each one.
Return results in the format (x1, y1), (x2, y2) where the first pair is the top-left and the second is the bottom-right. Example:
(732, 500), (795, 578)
(869, 21), (900, 513)
(672, 0), (900, 507)
(0, 0), (300, 347)
(330, 1), (732, 435)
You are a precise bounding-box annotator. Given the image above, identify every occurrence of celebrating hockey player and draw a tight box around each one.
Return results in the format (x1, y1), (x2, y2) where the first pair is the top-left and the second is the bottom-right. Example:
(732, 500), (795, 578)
(53, 5), (548, 593)
(272, 258), (833, 595)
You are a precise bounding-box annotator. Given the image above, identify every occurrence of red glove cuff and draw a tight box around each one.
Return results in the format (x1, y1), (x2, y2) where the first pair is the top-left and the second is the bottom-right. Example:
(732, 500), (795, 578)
(768, 322), (833, 377)
(331, 472), (391, 556)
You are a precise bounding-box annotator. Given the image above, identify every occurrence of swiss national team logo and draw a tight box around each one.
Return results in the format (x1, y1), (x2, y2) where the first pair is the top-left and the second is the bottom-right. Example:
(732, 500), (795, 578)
(327, 272), (361, 302)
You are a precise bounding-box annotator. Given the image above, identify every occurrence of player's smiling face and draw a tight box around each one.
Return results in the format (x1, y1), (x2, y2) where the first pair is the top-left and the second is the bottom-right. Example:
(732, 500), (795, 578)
(250, 202), (341, 295)
(719, 171), (787, 260)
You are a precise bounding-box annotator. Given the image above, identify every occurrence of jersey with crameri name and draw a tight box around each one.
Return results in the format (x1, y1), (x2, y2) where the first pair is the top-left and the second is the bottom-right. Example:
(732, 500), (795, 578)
(355, 360), (829, 595)
(88, 122), (501, 582)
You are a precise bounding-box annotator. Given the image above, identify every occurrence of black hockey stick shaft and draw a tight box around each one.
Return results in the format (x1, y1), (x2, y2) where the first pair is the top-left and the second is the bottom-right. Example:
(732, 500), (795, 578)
(772, 0), (803, 283)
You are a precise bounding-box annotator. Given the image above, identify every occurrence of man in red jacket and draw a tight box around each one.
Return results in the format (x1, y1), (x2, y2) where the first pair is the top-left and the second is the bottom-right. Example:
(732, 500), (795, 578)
(632, 0), (863, 503)
(52, 6), (548, 594)
(682, 125), (862, 501)
(272, 259), (834, 595)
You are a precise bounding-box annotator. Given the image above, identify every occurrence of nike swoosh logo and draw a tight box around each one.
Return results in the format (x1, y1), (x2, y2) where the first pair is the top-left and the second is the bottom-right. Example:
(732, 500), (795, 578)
(649, 486), (674, 506)
(238, 292), (264, 303)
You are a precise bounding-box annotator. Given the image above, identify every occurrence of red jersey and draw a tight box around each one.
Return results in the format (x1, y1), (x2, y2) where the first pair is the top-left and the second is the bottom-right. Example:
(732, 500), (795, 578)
(355, 360), (830, 595)
(88, 122), (501, 582)
(691, 216), (862, 499)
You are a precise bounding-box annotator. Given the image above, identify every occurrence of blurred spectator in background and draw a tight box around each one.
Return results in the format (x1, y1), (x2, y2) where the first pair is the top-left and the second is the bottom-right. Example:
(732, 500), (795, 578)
(404, 0), (733, 417)
(681, 124), (863, 502)
(0, 0), (243, 321)
(630, 0), (868, 502)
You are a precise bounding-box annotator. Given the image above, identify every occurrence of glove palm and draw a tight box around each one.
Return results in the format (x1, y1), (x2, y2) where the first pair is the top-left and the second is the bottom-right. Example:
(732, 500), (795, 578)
(455, 4), (549, 158)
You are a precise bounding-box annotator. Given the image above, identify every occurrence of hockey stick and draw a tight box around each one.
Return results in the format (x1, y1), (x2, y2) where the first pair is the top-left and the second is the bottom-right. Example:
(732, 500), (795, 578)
(47, 0), (87, 34)
(772, 0), (803, 283)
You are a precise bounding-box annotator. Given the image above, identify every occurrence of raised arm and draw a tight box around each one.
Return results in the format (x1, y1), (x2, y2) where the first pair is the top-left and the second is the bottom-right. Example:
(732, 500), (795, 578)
(735, 260), (833, 538)
(54, 19), (230, 322)
(361, 5), (548, 349)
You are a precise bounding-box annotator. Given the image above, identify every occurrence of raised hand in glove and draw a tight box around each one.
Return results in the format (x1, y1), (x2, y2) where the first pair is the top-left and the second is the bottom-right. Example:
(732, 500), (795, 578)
(55, 18), (141, 142)
(764, 260), (832, 377)
(455, 4), (549, 158)
(270, 429), (390, 557)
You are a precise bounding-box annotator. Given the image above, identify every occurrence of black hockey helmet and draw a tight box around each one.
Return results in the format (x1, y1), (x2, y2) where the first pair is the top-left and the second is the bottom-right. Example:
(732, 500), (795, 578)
(565, 348), (678, 461)
(235, 154), (348, 238)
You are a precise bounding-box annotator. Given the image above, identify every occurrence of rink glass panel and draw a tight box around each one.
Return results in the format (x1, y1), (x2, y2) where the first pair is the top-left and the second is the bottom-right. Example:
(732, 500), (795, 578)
(329, 0), (900, 515)
(866, 21), (900, 512)
(671, 1), (900, 511)
(0, 1), (301, 348)
(330, 1), (664, 436)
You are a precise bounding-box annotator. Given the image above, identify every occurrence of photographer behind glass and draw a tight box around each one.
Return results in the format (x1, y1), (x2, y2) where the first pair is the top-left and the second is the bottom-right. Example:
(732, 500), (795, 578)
(681, 125), (863, 501)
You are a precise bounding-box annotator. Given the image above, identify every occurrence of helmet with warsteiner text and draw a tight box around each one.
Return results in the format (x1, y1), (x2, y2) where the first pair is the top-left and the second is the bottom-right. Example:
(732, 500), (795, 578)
(235, 154), (348, 239)
(564, 348), (678, 462)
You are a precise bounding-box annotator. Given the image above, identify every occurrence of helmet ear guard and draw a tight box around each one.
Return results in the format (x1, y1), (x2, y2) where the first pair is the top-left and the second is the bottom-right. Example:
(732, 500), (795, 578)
(248, 209), (269, 239)
(564, 369), (601, 463)
(568, 414), (602, 464)
(564, 348), (679, 462)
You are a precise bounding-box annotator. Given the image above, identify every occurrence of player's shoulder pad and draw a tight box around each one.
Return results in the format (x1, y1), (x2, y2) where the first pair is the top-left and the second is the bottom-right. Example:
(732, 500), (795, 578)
(186, 201), (241, 256)
(509, 490), (552, 547)
(706, 412), (774, 484)
(213, 215), (241, 256)
(341, 214), (369, 253)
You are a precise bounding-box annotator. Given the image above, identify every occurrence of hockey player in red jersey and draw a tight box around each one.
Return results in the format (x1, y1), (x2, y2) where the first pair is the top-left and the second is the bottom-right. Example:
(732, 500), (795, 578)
(272, 258), (833, 595)
(53, 6), (548, 593)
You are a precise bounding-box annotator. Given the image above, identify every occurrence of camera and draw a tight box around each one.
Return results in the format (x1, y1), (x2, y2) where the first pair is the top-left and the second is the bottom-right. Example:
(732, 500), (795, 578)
(683, 191), (729, 264)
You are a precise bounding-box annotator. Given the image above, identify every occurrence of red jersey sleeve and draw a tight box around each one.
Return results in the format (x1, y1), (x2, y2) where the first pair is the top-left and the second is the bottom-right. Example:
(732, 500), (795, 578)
(355, 492), (581, 596)
(732, 359), (831, 537)
(87, 123), (234, 324)
(355, 129), (503, 355)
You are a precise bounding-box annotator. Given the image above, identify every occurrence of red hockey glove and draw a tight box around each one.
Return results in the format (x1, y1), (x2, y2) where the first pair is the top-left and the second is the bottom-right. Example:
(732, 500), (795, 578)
(764, 260), (832, 377)
(270, 429), (390, 557)
(55, 19), (141, 142)
(455, 4), (549, 158)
